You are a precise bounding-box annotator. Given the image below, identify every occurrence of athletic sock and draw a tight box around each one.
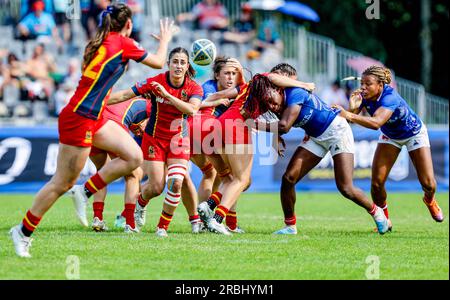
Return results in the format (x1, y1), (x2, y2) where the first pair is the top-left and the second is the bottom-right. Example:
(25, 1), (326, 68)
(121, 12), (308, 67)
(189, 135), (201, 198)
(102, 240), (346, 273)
(93, 202), (104, 220)
(213, 205), (229, 224)
(225, 211), (237, 230)
(284, 215), (296, 226)
(381, 204), (389, 219)
(423, 194), (435, 204)
(137, 193), (149, 208)
(124, 203), (136, 228)
(189, 215), (201, 225)
(84, 173), (107, 198)
(157, 211), (173, 230)
(206, 192), (222, 210)
(21, 210), (41, 237)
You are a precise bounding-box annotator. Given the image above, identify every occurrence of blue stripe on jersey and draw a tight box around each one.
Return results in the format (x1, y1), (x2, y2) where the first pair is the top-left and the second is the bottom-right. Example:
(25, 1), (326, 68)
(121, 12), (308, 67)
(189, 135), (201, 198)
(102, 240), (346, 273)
(122, 100), (148, 127)
(145, 95), (158, 136)
(285, 87), (339, 138)
(75, 54), (126, 119)
(361, 85), (422, 139)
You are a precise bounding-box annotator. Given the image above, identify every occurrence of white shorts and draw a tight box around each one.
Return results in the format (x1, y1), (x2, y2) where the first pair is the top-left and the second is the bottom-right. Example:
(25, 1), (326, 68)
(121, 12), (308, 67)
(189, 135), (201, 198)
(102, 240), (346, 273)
(300, 116), (355, 158)
(378, 123), (430, 152)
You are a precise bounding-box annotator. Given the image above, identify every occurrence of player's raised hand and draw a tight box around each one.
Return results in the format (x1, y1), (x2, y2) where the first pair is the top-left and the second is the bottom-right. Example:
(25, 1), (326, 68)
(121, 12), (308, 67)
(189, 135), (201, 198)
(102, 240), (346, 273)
(152, 18), (178, 43)
(217, 98), (231, 107)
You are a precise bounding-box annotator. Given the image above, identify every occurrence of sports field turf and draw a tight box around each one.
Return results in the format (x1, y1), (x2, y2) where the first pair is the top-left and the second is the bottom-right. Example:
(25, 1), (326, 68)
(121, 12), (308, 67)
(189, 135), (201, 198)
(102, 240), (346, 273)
(0, 192), (448, 280)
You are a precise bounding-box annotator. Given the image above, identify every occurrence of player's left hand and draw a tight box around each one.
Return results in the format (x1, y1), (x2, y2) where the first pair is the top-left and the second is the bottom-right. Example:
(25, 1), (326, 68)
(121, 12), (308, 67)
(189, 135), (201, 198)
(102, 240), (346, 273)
(332, 104), (348, 118)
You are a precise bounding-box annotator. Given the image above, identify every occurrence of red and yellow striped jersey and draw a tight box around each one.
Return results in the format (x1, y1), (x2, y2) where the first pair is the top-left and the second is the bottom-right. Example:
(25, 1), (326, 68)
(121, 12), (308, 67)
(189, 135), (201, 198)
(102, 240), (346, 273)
(68, 32), (148, 120)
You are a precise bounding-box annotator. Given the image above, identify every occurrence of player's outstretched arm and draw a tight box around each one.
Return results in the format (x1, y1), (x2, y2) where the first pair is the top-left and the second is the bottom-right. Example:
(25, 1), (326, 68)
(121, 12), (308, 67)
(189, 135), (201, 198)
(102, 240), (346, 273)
(200, 98), (230, 108)
(108, 88), (136, 105)
(268, 73), (315, 92)
(141, 18), (177, 69)
(151, 82), (201, 115)
(203, 87), (239, 103)
(337, 106), (393, 130)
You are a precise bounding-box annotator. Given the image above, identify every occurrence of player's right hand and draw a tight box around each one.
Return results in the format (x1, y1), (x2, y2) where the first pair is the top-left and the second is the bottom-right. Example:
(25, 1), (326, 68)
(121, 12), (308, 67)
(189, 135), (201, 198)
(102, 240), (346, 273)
(349, 89), (363, 111)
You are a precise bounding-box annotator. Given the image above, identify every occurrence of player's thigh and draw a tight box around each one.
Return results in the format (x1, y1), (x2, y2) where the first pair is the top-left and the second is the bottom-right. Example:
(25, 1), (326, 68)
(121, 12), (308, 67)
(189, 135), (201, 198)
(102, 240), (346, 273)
(93, 120), (142, 160)
(371, 143), (401, 184)
(53, 143), (91, 185)
(225, 150), (253, 181)
(332, 152), (356, 186)
(408, 146), (435, 185)
(207, 153), (230, 175)
(284, 147), (322, 183)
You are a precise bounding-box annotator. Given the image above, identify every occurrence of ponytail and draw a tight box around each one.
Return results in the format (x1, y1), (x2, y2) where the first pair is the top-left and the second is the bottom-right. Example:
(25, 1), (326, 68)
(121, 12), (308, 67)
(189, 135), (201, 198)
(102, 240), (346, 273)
(243, 74), (283, 119)
(82, 3), (132, 70)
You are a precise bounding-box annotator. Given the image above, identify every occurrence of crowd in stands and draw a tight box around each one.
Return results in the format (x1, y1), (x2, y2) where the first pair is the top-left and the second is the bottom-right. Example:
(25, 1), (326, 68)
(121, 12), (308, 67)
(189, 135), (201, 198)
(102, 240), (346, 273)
(0, 0), (313, 121)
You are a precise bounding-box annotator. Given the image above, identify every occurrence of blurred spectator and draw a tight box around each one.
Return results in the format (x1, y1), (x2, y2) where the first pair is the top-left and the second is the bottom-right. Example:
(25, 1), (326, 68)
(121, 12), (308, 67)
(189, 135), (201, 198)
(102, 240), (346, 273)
(20, 0), (54, 18)
(222, 3), (255, 44)
(119, 0), (144, 42)
(54, 58), (81, 115)
(320, 79), (348, 109)
(81, 0), (111, 39)
(17, 0), (62, 49)
(177, 0), (229, 31)
(3, 52), (30, 117)
(25, 43), (57, 102)
(52, 0), (72, 49)
(247, 19), (283, 68)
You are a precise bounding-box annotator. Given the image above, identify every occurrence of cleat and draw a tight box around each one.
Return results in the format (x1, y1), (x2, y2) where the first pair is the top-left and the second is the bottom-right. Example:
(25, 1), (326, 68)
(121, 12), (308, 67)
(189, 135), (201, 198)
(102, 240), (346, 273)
(197, 202), (214, 225)
(423, 198), (444, 222)
(9, 225), (32, 258)
(207, 218), (232, 235)
(92, 217), (108, 232)
(67, 185), (89, 227)
(372, 206), (389, 234)
(124, 224), (139, 233)
(191, 221), (206, 234)
(155, 227), (168, 237)
(134, 203), (147, 228)
(273, 225), (297, 235)
(114, 214), (126, 229)
(226, 226), (245, 234)
(374, 219), (393, 233)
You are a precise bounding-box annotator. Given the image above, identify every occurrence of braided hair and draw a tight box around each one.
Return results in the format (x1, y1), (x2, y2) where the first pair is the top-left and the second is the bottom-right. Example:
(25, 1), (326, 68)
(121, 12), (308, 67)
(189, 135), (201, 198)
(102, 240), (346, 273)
(242, 74), (283, 119)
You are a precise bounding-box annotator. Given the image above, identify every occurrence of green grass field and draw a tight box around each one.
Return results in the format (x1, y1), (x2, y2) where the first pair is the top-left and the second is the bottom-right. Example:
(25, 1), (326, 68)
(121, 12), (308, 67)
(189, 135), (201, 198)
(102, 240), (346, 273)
(0, 192), (448, 280)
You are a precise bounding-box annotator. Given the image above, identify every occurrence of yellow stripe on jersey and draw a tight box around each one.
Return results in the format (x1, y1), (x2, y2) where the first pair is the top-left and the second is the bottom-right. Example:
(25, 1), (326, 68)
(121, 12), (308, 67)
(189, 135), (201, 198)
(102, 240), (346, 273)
(73, 50), (124, 112)
(151, 103), (159, 136)
(238, 85), (250, 111)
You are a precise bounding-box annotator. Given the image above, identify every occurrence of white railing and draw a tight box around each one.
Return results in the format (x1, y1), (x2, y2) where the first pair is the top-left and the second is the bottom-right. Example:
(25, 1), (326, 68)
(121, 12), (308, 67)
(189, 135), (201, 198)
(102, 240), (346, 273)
(425, 93), (449, 126)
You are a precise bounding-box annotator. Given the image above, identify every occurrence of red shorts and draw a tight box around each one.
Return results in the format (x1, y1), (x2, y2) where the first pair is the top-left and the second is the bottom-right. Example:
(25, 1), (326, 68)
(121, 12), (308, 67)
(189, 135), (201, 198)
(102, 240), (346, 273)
(216, 109), (252, 145)
(189, 114), (219, 155)
(141, 133), (190, 162)
(58, 105), (106, 147)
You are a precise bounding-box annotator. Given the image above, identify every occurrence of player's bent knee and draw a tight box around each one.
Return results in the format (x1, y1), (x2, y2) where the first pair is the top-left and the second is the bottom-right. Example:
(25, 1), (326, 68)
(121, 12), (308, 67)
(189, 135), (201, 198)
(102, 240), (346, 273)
(282, 173), (298, 185)
(337, 184), (354, 199)
(422, 178), (436, 193)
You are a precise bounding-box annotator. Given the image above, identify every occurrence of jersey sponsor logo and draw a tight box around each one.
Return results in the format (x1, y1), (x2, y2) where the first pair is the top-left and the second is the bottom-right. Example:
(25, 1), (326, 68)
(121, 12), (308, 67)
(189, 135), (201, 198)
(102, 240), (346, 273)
(381, 135), (389, 141)
(84, 130), (92, 144)
(181, 90), (188, 101)
(148, 146), (155, 158)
